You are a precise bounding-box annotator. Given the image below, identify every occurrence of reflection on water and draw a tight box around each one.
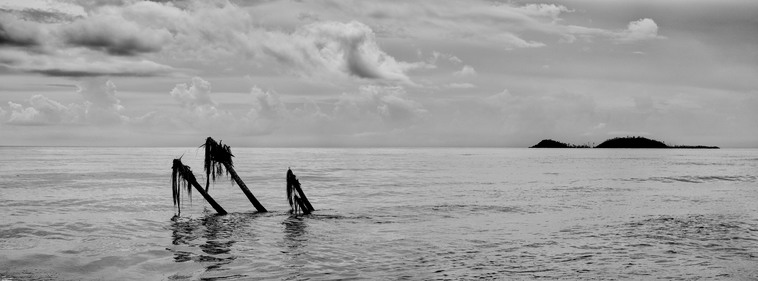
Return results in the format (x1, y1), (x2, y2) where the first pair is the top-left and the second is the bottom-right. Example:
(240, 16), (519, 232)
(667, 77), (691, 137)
(165, 212), (320, 280)
(282, 216), (308, 250)
(167, 213), (247, 280)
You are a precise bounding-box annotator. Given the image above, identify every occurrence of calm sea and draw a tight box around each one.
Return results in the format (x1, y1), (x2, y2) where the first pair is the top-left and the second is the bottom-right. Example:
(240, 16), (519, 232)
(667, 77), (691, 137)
(1, 147), (757, 280)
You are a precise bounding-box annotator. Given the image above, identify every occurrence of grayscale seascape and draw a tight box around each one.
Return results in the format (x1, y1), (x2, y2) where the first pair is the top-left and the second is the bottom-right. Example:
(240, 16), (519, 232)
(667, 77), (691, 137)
(1, 0), (757, 280)
(2, 147), (757, 280)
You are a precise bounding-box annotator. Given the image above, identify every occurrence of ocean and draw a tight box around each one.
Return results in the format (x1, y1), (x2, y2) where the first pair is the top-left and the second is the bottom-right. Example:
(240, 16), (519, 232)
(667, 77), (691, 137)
(1, 147), (757, 280)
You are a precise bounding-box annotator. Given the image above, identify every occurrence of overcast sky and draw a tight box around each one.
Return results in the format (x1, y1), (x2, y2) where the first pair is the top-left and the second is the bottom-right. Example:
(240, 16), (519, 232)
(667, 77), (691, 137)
(0, 0), (756, 147)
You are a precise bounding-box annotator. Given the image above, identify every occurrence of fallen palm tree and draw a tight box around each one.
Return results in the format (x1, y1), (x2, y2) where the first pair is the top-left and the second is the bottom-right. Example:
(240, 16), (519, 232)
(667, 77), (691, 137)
(172, 158), (227, 215)
(286, 168), (314, 215)
(201, 137), (267, 212)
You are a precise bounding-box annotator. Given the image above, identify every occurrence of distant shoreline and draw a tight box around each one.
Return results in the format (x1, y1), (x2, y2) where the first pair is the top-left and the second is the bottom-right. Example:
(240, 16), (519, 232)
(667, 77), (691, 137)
(530, 137), (719, 149)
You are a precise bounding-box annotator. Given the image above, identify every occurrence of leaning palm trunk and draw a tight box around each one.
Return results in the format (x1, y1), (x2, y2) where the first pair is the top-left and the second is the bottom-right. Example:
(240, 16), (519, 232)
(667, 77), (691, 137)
(201, 137), (267, 212)
(287, 168), (314, 215)
(172, 158), (227, 215)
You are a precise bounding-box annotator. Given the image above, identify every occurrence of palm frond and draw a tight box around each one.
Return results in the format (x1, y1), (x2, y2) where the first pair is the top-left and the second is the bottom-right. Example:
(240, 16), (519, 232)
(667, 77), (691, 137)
(286, 168), (295, 212)
(200, 137), (235, 192)
(172, 158), (196, 215)
(287, 168), (312, 215)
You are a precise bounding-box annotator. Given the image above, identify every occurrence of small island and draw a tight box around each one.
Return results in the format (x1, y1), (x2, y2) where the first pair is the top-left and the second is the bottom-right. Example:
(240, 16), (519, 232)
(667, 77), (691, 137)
(530, 139), (590, 148)
(530, 136), (719, 149)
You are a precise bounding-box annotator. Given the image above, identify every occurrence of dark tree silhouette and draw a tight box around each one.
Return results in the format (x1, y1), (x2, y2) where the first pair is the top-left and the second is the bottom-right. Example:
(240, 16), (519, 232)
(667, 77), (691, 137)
(200, 137), (267, 212)
(595, 136), (668, 148)
(171, 158), (227, 215)
(286, 168), (314, 215)
(530, 139), (589, 148)
(530, 136), (718, 149)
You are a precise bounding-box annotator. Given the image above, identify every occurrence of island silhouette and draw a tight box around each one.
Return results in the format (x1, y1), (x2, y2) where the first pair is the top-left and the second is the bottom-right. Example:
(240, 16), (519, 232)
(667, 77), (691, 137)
(530, 136), (718, 149)
(530, 139), (590, 148)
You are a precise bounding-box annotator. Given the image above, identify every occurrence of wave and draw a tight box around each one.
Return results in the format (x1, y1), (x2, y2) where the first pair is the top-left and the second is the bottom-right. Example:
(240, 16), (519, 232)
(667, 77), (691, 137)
(624, 175), (756, 183)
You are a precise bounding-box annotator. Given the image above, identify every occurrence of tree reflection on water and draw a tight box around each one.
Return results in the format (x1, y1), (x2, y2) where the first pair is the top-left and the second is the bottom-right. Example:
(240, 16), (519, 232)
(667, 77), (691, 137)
(282, 216), (308, 251)
(168, 214), (241, 271)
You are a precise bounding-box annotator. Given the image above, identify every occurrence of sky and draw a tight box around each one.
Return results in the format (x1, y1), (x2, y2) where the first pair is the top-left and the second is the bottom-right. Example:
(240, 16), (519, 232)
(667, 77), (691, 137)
(0, 0), (756, 147)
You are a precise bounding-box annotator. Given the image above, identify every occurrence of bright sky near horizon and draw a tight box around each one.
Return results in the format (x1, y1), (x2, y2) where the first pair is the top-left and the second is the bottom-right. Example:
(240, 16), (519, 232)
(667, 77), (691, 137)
(0, 0), (756, 147)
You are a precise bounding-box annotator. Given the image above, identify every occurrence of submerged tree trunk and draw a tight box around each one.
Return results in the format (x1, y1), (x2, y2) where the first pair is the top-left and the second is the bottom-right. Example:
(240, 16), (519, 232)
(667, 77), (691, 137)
(201, 137), (266, 213)
(287, 169), (314, 214)
(292, 180), (314, 213)
(173, 158), (227, 216)
(225, 163), (267, 213)
(188, 175), (228, 216)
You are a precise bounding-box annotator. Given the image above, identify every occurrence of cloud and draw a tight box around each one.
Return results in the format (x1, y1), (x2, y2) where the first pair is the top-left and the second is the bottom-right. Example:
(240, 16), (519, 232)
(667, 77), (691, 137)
(520, 4), (571, 20)
(76, 78), (128, 125)
(446, 83), (476, 89)
(560, 18), (664, 44)
(3, 1), (426, 82)
(0, 0), (667, 82)
(246, 86), (288, 135)
(161, 77), (235, 133)
(0, 13), (45, 47)
(3, 78), (127, 126)
(262, 21), (425, 84)
(78, 78), (121, 108)
(616, 18), (663, 43)
(5, 95), (83, 125)
(257, 1), (553, 49)
(170, 77), (216, 109)
(334, 85), (426, 128)
(60, 11), (173, 56)
(453, 65), (477, 77)
(142, 77), (291, 136)
(0, 2), (179, 76)
(0, 48), (176, 77)
(428, 51), (462, 65)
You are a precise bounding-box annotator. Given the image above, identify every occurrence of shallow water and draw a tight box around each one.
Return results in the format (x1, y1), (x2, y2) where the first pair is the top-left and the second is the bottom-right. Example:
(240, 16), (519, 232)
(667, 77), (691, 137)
(1, 147), (757, 280)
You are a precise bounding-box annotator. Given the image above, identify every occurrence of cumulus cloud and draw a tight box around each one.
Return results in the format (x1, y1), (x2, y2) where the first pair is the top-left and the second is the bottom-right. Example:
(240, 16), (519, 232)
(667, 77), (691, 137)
(5, 96), (82, 125)
(143, 77), (291, 136)
(3, 78), (127, 126)
(162, 77), (232, 133)
(453, 65), (477, 77)
(334, 85), (426, 128)
(616, 18), (663, 43)
(246, 86), (288, 135)
(78, 78), (127, 125)
(170, 77), (216, 109)
(78, 78), (121, 108)
(519, 4), (571, 20)
(263, 21), (425, 84)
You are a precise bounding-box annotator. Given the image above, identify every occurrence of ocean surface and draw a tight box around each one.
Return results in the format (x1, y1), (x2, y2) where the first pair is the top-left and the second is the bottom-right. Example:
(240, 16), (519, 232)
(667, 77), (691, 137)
(1, 147), (757, 280)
